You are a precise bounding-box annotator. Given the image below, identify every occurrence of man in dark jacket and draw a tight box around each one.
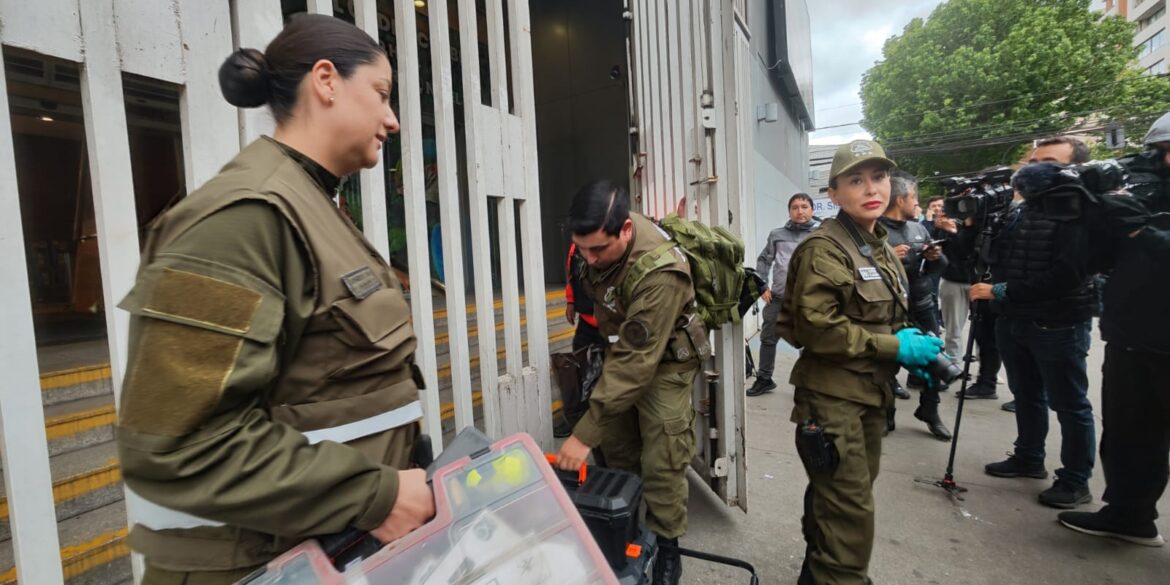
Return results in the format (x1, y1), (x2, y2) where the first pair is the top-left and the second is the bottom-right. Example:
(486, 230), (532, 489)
(972, 136), (1096, 509)
(879, 171), (951, 440)
(937, 210), (1004, 403)
(1058, 113), (1170, 546)
(748, 193), (821, 396)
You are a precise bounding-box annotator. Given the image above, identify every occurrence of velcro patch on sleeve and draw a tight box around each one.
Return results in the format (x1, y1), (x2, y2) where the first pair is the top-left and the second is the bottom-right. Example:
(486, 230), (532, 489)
(145, 268), (262, 334)
(119, 319), (243, 436)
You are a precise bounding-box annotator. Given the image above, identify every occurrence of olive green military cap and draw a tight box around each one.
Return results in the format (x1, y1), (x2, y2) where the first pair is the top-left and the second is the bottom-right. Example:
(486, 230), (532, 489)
(829, 140), (897, 182)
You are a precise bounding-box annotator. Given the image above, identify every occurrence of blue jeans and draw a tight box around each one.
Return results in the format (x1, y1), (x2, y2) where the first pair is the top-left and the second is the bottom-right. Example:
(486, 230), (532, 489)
(995, 317), (1095, 487)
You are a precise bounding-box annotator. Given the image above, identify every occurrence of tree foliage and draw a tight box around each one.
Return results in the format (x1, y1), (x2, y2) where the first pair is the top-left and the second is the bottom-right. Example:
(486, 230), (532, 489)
(860, 0), (1170, 184)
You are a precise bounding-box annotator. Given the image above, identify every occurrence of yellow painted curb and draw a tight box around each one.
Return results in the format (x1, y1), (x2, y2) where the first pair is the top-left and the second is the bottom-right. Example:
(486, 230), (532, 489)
(0, 527), (128, 584)
(438, 328), (575, 380)
(40, 365), (111, 392)
(45, 406), (116, 441)
(436, 306), (563, 347)
(0, 460), (121, 521)
(432, 289), (566, 321)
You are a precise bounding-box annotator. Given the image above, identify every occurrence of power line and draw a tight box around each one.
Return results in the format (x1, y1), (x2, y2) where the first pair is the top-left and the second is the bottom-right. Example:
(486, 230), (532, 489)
(879, 102), (1166, 149)
(867, 72), (1169, 126)
(888, 111), (1165, 157)
(815, 72), (1169, 137)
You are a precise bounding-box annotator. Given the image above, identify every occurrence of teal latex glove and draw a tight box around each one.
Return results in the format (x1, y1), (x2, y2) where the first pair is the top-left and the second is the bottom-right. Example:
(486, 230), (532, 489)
(895, 328), (943, 368)
(909, 366), (935, 390)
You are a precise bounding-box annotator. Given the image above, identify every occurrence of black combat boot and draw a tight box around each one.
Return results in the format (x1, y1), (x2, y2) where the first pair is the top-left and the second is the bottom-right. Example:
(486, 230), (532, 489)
(891, 379), (911, 400)
(914, 404), (952, 441)
(885, 406), (896, 434)
(653, 536), (682, 585)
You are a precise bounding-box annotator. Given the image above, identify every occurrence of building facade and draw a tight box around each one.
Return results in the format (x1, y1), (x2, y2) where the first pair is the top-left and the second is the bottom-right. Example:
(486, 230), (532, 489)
(0, 1), (807, 583)
(1106, 0), (1169, 75)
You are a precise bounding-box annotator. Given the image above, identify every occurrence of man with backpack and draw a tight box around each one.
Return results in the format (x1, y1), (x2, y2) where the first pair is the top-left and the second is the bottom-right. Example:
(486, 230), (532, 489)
(555, 180), (711, 585)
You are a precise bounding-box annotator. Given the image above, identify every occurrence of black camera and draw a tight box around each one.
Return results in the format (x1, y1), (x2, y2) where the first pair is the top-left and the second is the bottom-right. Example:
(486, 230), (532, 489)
(1012, 159), (1129, 221)
(942, 167), (1015, 222)
(928, 351), (964, 386)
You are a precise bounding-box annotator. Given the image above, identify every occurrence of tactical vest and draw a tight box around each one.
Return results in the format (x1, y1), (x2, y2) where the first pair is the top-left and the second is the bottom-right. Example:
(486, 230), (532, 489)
(784, 218), (909, 406)
(585, 213), (709, 362)
(120, 139), (421, 561)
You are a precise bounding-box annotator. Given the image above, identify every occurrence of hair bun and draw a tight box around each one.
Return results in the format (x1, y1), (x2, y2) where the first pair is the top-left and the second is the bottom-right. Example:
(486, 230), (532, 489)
(219, 48), (270, 108)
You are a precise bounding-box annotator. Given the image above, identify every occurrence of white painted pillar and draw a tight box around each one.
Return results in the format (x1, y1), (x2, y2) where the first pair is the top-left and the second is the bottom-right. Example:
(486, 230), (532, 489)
(0, 40), (66, 585)
(427, 0), (476, 432)
(177, 0), (241, 190)
(455, 0), (502, 438)
(508, 0), (553, 448)
(307, 0), (333, 16)
(354, 0), (391, 260)
(79, 0), (149, 578)
(230, 0), (282, 146)
(394, 0), (443, 450)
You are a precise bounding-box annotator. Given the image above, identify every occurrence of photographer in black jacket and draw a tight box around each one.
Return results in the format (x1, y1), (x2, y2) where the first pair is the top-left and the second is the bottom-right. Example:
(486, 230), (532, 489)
(935, 207), (1004, 404)
(1058, 113), (1170, 546)
(880, 171), (951, 440)
(971, 136), (1097, 510)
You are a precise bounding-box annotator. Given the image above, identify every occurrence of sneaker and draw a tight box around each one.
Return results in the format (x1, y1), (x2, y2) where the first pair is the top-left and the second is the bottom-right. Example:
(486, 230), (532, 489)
(1002, 400), (1016, 413)
(1039, 480), (1092, 509)
(747, 377), (777, 396)
(985, 454), (1048, 479)
(1059, 508), (1166, 547)
(958, 382), (997, 400)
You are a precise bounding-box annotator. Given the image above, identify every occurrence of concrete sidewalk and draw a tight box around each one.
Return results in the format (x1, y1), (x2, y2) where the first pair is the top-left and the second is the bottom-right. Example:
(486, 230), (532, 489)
(680, 336), (1170, 584)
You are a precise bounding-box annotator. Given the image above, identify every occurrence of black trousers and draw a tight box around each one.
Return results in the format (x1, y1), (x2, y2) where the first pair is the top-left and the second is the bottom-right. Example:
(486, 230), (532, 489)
(573, 318), (605, 351)
(971, 310), (1002, 387)
(1100, 344), (1170, 522)
(906, 297), (942, 407)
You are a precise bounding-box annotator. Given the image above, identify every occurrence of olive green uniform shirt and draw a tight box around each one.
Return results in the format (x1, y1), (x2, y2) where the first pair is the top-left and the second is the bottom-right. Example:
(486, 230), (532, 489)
(780, 217), (909, 407)
(572, 270), (696, 447)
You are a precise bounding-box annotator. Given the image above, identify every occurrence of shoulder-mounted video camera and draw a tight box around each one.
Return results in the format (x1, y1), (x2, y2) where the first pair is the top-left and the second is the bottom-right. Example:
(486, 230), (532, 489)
(1012, 159), (1129, 222)
(941, 167), (1015, 223)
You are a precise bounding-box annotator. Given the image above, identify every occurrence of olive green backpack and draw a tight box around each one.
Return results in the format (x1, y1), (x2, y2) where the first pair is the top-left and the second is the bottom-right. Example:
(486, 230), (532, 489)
(620, 213), (752, 329)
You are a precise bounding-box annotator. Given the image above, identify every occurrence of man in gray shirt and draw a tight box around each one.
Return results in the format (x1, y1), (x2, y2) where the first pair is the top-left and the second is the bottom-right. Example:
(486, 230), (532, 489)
(748, 193), (821, 396)
(879, 170), (952, 440)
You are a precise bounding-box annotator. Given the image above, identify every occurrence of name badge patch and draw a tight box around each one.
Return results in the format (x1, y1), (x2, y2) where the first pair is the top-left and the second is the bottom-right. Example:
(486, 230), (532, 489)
(341, 266), (383, 300)
(859, 267), (882, 281)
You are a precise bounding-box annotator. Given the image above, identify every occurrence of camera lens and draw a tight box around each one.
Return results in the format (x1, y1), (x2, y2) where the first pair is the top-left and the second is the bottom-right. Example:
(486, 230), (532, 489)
(928, 352), (964, 385)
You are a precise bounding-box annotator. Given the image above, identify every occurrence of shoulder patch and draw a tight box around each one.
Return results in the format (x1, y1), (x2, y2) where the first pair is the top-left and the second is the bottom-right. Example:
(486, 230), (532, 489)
(619, 319), (653, 348)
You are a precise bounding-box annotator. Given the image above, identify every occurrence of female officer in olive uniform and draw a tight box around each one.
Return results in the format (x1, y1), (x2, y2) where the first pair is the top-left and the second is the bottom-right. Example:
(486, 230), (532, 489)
(779, 140), (944, 585)
(115, 15), (433, 584)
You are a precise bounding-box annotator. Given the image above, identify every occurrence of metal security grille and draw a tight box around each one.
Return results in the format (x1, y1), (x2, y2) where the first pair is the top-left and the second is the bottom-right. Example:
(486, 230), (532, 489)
(625, 0), (751, 512)
(0, 0), (548, 582)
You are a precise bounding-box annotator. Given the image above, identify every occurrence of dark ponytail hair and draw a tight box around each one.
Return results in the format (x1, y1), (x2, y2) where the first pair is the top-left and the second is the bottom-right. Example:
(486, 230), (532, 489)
(218, 14), (385, 123)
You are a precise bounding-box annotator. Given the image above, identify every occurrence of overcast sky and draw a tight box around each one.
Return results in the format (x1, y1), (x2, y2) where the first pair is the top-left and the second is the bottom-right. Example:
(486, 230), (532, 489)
(808, 0), (1107, 145)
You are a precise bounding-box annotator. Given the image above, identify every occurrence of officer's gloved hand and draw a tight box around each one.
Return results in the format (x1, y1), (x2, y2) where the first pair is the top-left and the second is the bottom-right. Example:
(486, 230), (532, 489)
(895, 328), (943, 368)
(1090, 193), (1150, 234)
(909, 367), (935, 390)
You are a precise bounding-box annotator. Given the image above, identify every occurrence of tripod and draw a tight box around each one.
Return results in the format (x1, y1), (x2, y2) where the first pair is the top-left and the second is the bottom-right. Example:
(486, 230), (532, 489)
(916, 211), (1003, 501)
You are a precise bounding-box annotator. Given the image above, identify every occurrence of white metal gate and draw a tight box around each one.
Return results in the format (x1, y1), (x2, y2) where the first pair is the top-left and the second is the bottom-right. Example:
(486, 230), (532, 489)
(626, 0), (751, 511)
(0, 0), (548, 581)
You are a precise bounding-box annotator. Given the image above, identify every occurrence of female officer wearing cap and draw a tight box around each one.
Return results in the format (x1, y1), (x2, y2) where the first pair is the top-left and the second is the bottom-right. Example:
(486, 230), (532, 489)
(778, 140), (943, 584)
